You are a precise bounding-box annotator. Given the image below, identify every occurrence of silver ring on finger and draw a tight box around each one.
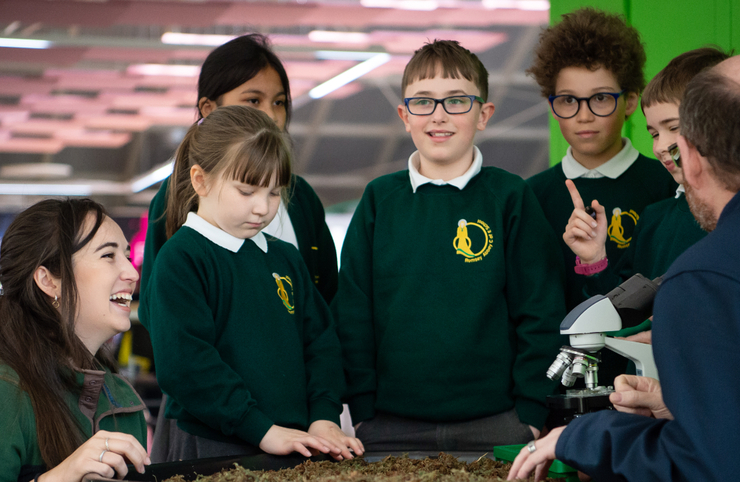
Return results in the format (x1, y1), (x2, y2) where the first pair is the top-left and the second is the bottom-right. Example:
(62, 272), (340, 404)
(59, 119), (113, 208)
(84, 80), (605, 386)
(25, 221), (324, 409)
(105, 437), (110, 451)
(99, 449), (108, 462)
(526, 440), (536, 454)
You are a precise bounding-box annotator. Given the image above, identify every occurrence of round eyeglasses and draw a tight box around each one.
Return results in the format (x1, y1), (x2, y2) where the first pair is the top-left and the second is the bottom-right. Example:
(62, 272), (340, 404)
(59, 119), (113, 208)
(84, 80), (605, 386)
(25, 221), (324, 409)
(404, 95), (485, 116)
(548, 91), (625, 119)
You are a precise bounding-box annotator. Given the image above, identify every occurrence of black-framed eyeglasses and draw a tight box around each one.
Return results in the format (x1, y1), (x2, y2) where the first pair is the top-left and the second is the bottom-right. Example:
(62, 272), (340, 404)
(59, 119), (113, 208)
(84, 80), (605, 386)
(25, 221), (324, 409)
(404, 95), (485, 116)
(548, 91), (625, 119)
(668, 143), (681, 168)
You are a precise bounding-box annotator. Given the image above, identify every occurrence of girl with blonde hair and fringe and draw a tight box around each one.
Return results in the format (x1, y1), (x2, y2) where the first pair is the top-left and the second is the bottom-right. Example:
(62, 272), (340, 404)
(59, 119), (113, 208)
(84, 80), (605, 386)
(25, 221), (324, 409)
(140, 105), (363, 462)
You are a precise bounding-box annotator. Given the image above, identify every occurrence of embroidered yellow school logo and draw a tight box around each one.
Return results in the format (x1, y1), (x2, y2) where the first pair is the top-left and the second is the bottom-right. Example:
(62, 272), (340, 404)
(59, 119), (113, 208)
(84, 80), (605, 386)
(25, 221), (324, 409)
(272, 273), (294, 314)
(453, 219), (493, 263)
(607, 207), (639, 249)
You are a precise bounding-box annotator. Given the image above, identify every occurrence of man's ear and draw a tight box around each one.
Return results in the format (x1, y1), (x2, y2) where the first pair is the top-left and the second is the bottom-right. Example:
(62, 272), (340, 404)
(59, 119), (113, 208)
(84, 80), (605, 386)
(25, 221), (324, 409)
(624, 91), (639, 118)
(397, 104), (412, 133)
(190, 165), (210, 197)
(678, 134), (704, 188)
(33, 266), (60, 299)
(198, 97), (217, 119)
(477, 102), (495, 131)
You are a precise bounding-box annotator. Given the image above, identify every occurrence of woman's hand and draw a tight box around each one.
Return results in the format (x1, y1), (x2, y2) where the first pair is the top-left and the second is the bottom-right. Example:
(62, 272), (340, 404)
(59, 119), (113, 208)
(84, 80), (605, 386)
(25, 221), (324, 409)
(308, 420), (365, 460)
(259, 425), (337, 458)
(507, 426), (565, 481)
(610, 375), (673, 419)
(38, 430), (150, 482)
(563, 180), (607, 265)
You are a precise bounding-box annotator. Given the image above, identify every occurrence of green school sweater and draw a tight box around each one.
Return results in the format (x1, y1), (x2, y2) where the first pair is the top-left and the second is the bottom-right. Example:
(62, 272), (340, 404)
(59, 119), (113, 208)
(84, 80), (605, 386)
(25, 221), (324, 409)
(0, 364), (147, 482)
(527, 154), (677, 311)
(140, 225), (344, 446)
(141, 174), (338, 303)
(332, 167), (567, 430)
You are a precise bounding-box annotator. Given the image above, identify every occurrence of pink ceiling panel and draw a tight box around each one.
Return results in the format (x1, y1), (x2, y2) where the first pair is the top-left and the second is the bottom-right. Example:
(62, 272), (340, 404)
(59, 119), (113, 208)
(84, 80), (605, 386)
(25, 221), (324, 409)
(368, 6), (547, 26)
(0, 77), (54, 96)
(271, 34), (372, 51)
(369, 30), (506, 54)
(170, 49), (211, 62)
(0, 47), (87, 67)
(0, 138), (64, 154)
(214, 3), (318, 27)
(362, 56), (410, 78)
(284, 60), (356, 82)
(82, 48), (175, 64)
(297, 5), (387, 28)
(10, 120), (85, 135)
(56, 130), (132, 149)
(82, 115), (152, 132)
(116, 1), (229, 28)
(140, 106), (197, 126)
(108, 93), (183, 108)
(0, 0), (126, 28)
(21, 95), (107, 114)
(0, 110), (30, 125)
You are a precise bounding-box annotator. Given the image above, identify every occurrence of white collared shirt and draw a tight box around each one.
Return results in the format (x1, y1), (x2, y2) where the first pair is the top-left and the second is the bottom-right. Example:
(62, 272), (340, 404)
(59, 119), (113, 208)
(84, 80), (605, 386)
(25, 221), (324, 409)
(675, 184), (685, 199)
(408, 146), (483, 193)
(561, 138), (639, 180)
(183, 211), (268, 253)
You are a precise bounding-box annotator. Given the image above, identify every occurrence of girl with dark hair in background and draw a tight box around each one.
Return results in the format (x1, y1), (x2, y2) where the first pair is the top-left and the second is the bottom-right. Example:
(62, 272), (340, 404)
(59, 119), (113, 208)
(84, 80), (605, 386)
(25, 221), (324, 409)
(141, 33), (338, 303)
(0, 198), (149, 482)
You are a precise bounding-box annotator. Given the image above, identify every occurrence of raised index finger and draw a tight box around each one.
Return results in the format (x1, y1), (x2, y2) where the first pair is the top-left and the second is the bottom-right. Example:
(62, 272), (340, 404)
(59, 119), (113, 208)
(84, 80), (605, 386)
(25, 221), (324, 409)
(565, 180), (585, 210)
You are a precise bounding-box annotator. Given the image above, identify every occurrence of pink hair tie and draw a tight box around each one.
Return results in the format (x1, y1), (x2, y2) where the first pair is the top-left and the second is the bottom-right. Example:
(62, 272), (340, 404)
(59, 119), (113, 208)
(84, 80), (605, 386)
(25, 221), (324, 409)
(197, 118), (204, 126)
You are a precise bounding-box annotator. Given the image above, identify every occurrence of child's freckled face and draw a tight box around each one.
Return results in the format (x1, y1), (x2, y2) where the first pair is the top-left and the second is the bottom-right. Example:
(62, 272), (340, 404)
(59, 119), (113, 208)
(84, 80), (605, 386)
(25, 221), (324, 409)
(398, 74), (494, 169)
(553, 66), (637, 168)
(644, 102), (684, 185)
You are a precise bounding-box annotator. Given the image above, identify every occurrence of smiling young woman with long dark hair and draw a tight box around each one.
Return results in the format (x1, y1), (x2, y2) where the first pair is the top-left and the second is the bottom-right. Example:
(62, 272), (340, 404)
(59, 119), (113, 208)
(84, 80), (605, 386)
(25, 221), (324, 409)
(0, 198), (149, 482)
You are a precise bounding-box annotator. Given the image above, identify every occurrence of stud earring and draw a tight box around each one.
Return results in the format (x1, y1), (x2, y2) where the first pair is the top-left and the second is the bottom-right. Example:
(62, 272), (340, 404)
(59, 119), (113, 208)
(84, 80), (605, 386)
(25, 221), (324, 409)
(52, 295), (60, 309)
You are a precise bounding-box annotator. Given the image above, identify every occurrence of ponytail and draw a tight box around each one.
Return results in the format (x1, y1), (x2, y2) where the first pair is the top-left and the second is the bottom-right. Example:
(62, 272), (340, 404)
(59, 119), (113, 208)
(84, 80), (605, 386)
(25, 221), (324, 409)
(166, 123), (199, 238)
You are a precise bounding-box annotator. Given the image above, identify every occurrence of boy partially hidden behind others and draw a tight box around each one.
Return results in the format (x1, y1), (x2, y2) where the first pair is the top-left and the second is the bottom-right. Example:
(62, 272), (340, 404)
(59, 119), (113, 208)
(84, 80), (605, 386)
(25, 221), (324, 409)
(331, 40), (566, 451)
(526, 8), (677, 313)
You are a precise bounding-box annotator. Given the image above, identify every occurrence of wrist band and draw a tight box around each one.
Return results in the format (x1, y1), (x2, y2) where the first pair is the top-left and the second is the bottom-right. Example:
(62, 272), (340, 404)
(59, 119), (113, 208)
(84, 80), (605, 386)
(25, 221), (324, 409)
(574, 256), (608, 275)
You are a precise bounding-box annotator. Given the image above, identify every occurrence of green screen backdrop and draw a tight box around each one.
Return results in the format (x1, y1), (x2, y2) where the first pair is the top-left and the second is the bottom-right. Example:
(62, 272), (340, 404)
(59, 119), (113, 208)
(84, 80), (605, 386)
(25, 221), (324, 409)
(546, 0), (738, 166)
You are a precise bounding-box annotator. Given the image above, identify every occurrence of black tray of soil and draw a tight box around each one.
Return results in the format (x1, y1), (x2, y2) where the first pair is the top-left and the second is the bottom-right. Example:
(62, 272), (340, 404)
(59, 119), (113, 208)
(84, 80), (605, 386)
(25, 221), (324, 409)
(84, 451), (562, 482)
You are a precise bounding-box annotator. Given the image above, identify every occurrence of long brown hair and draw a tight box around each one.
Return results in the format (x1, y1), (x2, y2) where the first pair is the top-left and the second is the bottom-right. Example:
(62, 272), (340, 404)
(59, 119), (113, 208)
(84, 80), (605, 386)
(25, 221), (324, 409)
(166, 105), (293, 238)
(0, 198), (118, 468)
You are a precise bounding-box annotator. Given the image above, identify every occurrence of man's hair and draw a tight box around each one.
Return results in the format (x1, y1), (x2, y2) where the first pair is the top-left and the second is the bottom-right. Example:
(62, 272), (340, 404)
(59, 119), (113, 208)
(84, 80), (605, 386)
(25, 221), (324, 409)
(642, 47), (732, 110)
(680, 67), (740, 191)
(527, 7), (646, 98)
(402, 40), (489, 101)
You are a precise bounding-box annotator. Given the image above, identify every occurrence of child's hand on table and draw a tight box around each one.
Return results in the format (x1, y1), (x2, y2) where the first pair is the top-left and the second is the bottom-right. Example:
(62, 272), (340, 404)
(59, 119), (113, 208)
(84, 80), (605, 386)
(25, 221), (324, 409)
(309, 420), (365, 461)
(259, 425), (335, 458)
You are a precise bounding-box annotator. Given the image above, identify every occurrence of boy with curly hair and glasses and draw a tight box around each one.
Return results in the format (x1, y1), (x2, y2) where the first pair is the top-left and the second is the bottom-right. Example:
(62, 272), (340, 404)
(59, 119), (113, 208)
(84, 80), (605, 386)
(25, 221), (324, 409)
(332, 40), (566, 451)
(526, 8), (677, 317)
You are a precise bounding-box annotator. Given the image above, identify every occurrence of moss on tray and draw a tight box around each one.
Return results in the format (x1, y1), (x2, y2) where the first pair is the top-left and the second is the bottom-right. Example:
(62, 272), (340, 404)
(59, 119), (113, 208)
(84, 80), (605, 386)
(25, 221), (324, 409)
(162, 453), (564, 482)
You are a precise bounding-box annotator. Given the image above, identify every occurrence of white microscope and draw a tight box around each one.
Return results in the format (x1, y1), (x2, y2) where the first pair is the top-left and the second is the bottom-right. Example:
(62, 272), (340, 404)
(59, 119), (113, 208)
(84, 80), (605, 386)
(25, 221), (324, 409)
(546, 274), (662, 426)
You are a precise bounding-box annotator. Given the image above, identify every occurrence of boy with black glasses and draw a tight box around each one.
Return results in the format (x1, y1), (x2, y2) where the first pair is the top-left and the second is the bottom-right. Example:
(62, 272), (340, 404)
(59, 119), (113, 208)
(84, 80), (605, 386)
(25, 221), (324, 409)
(526, 8), (677, 315)
(332, 40), (566, 451)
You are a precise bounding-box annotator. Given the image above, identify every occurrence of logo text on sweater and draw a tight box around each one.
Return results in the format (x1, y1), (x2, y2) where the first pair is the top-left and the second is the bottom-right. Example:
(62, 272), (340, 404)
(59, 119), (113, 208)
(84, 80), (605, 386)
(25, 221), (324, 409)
(453, 219), (493, 263)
